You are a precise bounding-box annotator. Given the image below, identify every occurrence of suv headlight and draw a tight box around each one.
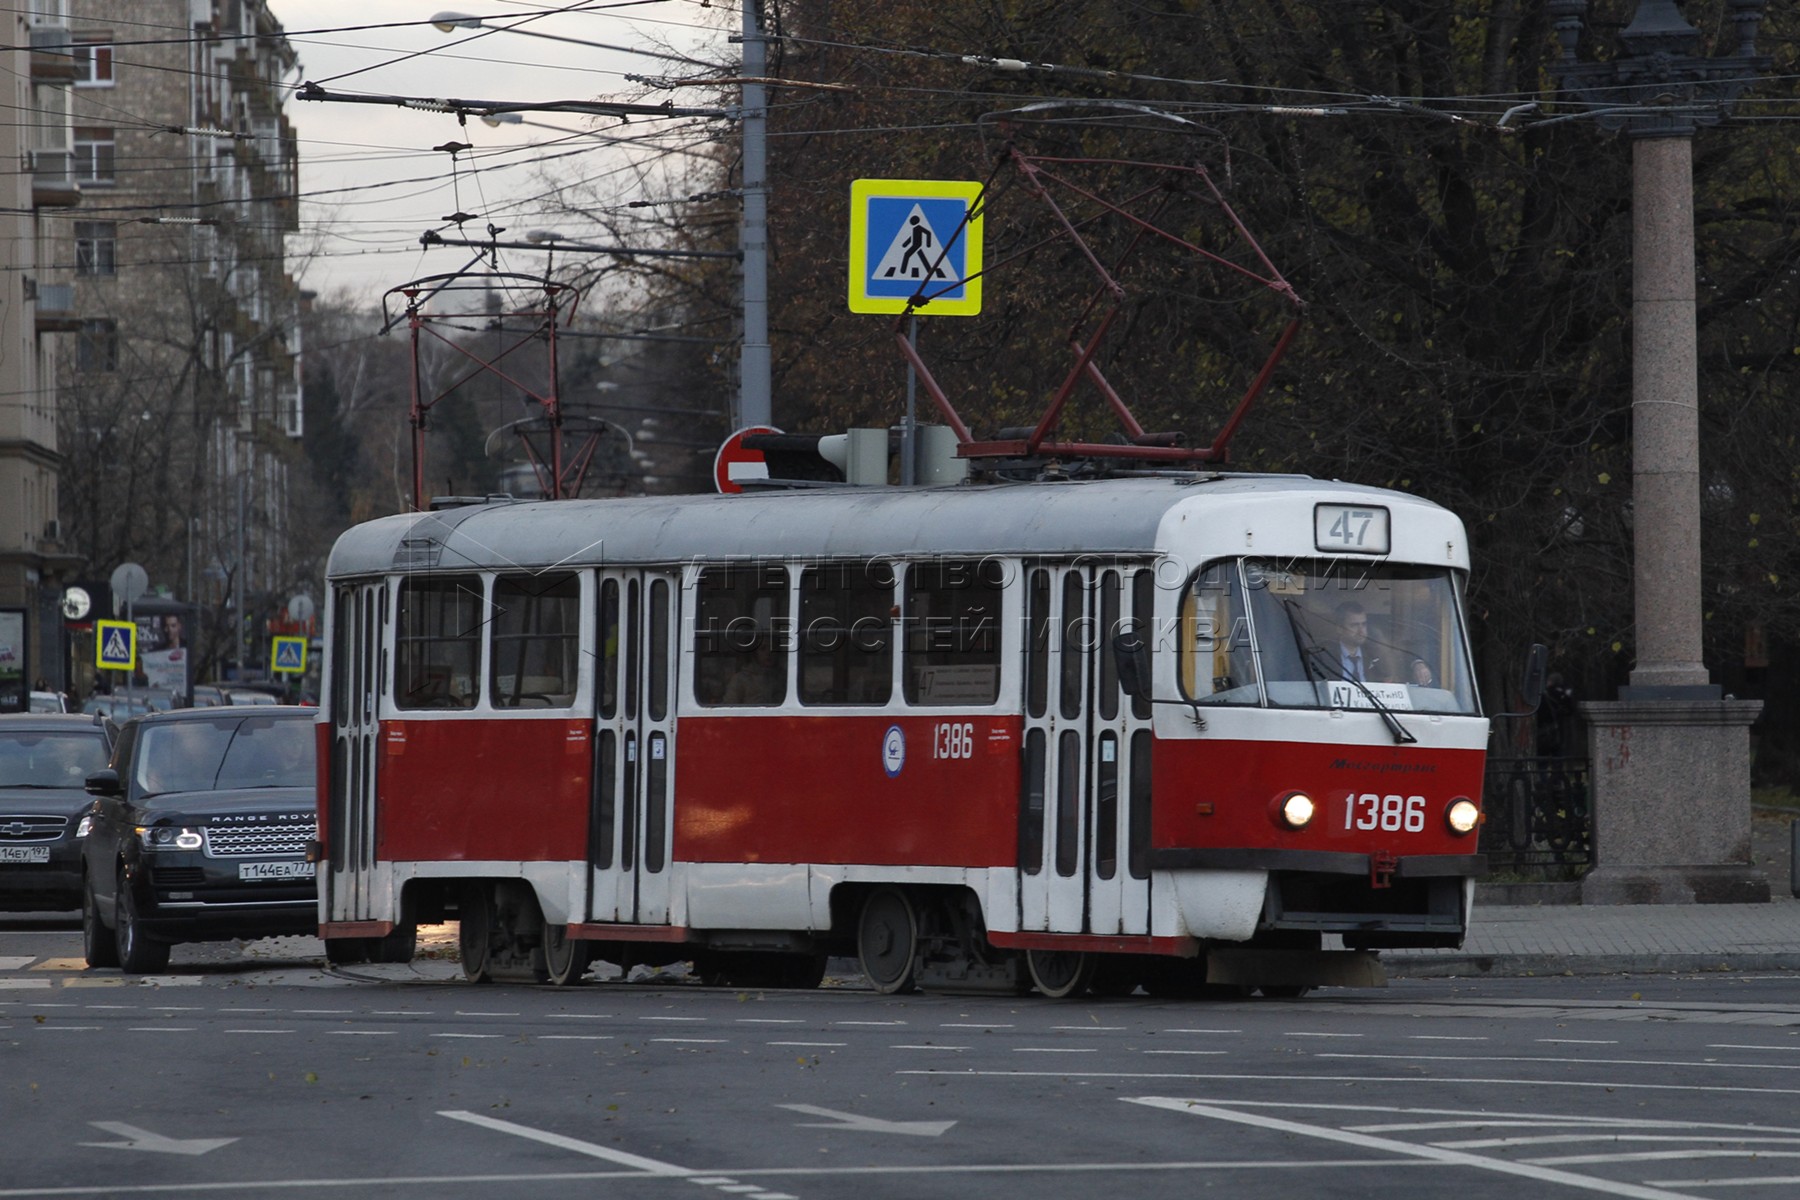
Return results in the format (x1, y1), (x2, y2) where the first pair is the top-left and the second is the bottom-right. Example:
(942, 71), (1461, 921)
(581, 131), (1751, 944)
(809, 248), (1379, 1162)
(137, 825), (203, 851)
(75, 814), (94, 838)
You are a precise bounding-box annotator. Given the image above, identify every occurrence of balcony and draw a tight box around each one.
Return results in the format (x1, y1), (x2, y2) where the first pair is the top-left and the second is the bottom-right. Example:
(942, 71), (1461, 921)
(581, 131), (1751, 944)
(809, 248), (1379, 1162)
(29, 150), (80, 208)
(34, 282), (81, 334)
(29, 27), (76, 83)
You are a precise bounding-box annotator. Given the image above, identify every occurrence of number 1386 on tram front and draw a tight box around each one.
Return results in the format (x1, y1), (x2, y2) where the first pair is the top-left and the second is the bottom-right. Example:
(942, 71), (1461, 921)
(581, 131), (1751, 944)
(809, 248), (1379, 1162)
(313, 474), (1492, 998)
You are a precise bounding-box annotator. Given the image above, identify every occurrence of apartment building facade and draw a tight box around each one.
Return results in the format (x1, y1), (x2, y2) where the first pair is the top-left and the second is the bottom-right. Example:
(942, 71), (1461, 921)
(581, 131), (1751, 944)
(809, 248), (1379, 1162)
(56, 0), (304, 694)
(0, 3), (84, 708)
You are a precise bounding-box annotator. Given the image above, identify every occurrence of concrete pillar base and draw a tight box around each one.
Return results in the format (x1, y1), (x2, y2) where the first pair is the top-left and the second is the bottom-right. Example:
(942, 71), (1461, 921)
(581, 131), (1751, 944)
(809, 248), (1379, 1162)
(1578, 698), (1768, 906)
(1581, 864), (1768, 906)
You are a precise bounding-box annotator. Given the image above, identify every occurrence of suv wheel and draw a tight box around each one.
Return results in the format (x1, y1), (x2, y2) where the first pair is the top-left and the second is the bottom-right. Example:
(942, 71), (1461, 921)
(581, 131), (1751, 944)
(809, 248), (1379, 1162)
(115, 867), (171, 974)
(82, 875), (120, 969)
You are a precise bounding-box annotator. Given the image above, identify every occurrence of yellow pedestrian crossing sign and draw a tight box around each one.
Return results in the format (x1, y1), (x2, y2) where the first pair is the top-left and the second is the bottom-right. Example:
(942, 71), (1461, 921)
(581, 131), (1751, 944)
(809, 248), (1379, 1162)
(848, 179), (984, 316)
(96, 620), (136, 671)
(270, 636), (307, 675)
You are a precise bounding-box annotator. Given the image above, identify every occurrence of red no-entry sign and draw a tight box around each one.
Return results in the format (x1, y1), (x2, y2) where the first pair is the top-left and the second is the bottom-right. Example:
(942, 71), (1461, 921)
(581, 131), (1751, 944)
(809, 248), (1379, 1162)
(714, 425), (782, 494)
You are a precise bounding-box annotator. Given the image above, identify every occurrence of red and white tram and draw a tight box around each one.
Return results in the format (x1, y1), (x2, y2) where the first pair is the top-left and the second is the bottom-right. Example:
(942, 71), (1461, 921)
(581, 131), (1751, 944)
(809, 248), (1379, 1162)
(315, 475), (1492, 996)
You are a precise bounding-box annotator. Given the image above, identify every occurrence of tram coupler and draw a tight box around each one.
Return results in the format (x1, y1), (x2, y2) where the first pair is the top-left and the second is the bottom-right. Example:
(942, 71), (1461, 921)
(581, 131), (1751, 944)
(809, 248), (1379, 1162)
(1206, 948), (1385, 990)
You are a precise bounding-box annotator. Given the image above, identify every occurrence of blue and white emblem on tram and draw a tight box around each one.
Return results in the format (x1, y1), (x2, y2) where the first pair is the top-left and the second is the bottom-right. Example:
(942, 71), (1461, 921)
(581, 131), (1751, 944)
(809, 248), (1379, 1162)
(882, 725), (906, 778)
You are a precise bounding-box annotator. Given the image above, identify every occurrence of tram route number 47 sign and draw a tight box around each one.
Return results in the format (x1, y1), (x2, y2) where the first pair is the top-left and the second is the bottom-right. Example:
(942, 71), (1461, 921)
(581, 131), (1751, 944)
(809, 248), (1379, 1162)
(848, 179), (984, 317)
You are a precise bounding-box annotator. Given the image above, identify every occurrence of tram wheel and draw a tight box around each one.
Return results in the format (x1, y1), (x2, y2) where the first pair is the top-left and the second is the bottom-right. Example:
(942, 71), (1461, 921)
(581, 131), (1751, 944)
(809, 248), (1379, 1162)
(324, 937), (369, 966)
(857, 887), (918, 994)
(1026, 950), (1095, 999)
(543, 924), (591, 986)
(458, 885), (495, 984)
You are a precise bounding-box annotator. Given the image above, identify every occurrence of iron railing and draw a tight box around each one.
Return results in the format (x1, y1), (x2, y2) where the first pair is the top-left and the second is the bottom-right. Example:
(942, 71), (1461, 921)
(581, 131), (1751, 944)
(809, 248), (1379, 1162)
(1480, 756), (1592, 877)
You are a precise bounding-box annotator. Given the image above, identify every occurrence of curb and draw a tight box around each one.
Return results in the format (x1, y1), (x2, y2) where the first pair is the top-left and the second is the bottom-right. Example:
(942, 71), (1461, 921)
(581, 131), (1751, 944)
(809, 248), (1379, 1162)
(1385, 952), (1800, 979)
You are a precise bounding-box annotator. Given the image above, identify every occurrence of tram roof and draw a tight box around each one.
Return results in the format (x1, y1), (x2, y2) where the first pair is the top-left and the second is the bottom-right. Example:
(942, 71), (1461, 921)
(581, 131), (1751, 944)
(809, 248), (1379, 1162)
(326, 475), (1456, 578)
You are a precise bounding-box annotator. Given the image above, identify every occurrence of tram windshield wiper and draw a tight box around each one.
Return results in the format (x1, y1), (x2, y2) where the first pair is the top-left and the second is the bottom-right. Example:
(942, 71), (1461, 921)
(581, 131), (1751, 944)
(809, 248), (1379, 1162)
(1304, 644), (1418, 745)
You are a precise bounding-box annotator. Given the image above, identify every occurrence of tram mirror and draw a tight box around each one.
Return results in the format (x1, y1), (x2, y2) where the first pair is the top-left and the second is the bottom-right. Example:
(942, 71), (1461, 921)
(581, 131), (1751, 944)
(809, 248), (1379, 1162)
(1518, 643), (1549, 712)
(1113, 631), (1151, 701)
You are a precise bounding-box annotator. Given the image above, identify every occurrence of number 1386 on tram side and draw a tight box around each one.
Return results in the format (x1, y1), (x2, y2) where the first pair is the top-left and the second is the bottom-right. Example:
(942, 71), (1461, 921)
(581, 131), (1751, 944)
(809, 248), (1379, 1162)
(313, 475), (1491, 997)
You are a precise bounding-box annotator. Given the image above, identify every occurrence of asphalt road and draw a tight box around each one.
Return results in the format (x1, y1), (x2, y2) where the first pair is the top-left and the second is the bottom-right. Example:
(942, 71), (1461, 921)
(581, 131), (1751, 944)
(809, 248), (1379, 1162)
(6, 918), (1800, 1200)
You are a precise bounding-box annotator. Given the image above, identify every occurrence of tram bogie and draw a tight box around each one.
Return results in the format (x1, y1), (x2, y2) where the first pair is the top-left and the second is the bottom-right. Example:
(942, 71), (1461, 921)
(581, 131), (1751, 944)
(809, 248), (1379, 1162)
(315, 477), (1492, 998)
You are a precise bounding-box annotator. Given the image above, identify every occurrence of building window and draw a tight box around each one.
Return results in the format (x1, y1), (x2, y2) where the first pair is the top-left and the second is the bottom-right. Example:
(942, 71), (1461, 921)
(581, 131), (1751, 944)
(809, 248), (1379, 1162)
(76, 320), (118, 372)
(74, 222), (116, 276)
(72, 38), (114, 87)
(72, 128), (115, 185)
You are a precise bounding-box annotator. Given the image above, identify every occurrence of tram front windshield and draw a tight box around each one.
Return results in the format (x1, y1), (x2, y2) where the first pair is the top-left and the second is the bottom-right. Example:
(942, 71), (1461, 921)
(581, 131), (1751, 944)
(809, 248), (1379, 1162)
(1180, 559), (1478, 715)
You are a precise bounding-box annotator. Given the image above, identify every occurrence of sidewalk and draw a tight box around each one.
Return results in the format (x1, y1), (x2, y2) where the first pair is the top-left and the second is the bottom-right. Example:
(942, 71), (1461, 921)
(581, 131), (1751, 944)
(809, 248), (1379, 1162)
(1385, 811), (1800, 979)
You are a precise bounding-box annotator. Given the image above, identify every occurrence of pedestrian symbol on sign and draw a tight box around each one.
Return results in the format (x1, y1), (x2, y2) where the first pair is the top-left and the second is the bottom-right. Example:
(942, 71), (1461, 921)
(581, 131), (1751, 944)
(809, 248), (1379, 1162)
(95, 619), (137, 671)
(873, 208), (960, 284)
(848, 179), (984, 316)
(270, 636), (307, 675)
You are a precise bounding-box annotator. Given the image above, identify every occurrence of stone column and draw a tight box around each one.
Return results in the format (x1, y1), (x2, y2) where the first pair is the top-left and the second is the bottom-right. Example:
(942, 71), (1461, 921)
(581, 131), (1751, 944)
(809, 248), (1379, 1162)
(1625, 137), (1711, 695)
(1581, 699), (1767, 904)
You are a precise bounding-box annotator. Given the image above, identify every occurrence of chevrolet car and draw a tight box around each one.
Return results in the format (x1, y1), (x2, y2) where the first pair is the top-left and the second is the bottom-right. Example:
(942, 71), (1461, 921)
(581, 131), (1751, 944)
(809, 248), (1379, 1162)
(0, 714), (117, 911)
(80, 707), (319, 973)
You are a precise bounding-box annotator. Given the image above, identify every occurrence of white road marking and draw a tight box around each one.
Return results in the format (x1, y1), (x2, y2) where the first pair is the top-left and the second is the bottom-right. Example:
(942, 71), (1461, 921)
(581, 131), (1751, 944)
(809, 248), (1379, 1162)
(32, 1025), (100, 1030)
(432, 1032), (503, 1039)
(1144, 1050), (1227, 1057)
(769, 1041), (846, 1048)
(1126, 1097), (1706, 1200)
(1314, 1052), (1800, 1072)
(892, 1044), (967, 1052)
(441, 1109), (692, 1175)
(292, 1008), (352, 1014)
(1443, 1135), (1800, 1150)
(1166, 1028), (1240, 1035)
(222, 1029), (295, 1035)
(1412, 1035), (1489, 1041)
(1286, 1031), (1362, 1038)
(127, 1027), (195, 1033)
(0, 956), (35, 970)
(454, 1010), (519, 1017)
(1014, 1047), (1097, 1053)
(0, 980), (51, 990)
(81, 1122), (236, 1156)
(549, 1013), (613, 1020)
(1707, 1043), (1800, 1052)
(1532, 1150), (1800, 1167)
(894, 1068), (1800, 1098)
(1649, 1172), (1800, 1188)
(835, 1020), (906, 1027)
(333, 1030), (397, 1037)
(540, 1035), (612, 1041)
(84, 1004), (138, 1010)
(942, 1023), (1013, 1029)
(652, 1037), (728, 1044)
(778, 1103), (955, 1137)
(373, 1009), (435, 1016)
(1539, 1039), (1620, 1045)
(737, 1018), (803, 1024)
(1052, 1025), (1124, 1031)
(645, 1015), (706, 1022)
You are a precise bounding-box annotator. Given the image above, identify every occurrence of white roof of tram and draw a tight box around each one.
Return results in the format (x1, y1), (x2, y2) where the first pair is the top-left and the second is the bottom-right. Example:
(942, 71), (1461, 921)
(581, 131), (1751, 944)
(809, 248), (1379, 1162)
(325, 475), (1465, 578)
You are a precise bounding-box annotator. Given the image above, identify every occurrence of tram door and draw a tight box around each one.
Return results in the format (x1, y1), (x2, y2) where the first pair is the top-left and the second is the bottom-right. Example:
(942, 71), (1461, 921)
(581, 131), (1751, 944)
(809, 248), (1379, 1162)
(588, 571), (679, 926)
(325, 581), (386, 926)
(1018, 564), (1154, 936)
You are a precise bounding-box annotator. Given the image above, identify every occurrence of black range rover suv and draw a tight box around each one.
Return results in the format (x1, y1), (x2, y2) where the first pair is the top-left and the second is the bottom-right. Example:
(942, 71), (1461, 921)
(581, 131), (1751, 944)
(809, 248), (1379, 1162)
(81, 707), (319, 973)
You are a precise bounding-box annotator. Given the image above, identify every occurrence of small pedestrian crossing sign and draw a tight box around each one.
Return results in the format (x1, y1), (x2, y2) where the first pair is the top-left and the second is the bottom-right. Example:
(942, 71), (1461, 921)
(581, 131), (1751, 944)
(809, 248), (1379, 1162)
(96, 620), (136, 671)
(270, 636), (307, 675)
(849, 178), (984, 316)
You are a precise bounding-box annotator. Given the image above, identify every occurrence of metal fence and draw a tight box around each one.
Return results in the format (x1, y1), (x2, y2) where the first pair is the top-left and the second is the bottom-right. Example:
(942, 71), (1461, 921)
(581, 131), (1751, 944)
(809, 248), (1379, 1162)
(1479, 756), (1592, 878)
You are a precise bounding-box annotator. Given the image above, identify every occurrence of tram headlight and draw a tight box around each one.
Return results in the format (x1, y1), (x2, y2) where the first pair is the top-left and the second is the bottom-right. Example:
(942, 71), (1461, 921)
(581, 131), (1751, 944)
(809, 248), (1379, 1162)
(1445, 797), (1481, 836)
(1274, 791), (1316, 830)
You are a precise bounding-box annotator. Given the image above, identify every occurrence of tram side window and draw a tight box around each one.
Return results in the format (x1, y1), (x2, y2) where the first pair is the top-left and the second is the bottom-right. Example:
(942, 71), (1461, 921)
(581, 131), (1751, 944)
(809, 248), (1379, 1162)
(490, 573), (580, 708)
(395, 575), (484, 709)
(904, 559), (1003, 706)
(800, 563), (894, 706)
(694, 565), (791, 707)
(1180, 562), (1258, 705)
